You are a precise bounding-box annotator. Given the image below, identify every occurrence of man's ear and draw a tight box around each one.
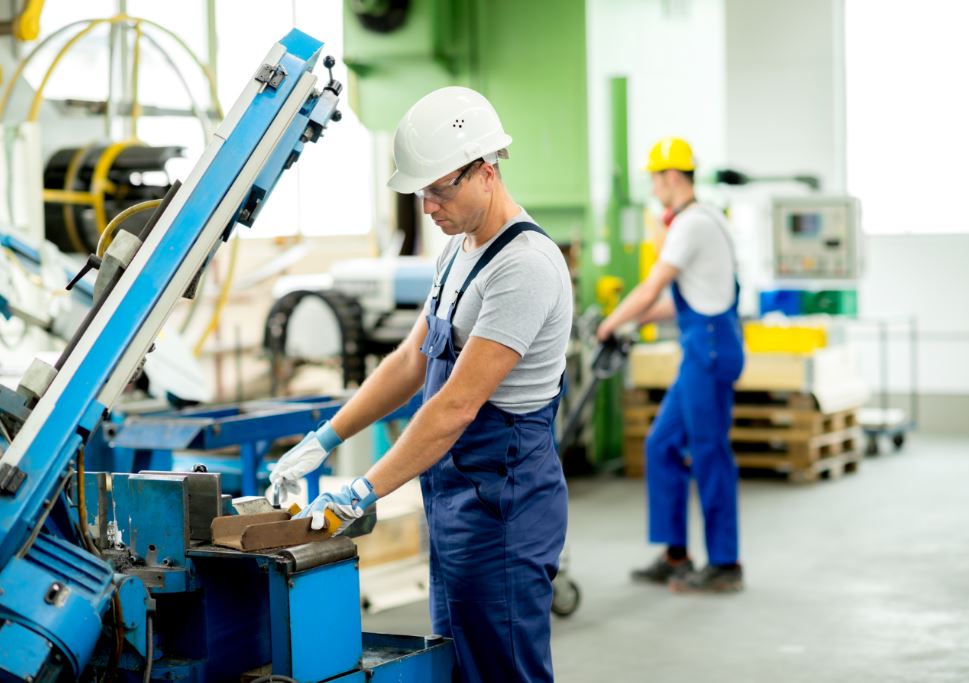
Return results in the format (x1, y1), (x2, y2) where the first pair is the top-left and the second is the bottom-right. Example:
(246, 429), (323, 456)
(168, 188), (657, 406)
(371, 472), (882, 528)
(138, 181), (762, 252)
(480, 162), (498, 191)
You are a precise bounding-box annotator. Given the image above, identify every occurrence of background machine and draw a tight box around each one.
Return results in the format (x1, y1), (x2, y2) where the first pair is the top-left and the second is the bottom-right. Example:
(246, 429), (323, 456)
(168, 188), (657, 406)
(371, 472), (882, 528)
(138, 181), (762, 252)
(0, 29), (453, 682)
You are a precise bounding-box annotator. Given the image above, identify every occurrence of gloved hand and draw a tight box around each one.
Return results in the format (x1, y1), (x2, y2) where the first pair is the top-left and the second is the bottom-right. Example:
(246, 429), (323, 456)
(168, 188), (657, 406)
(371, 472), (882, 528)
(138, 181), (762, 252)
(269, 420), (343, 499)
(294, 476), (378, 533)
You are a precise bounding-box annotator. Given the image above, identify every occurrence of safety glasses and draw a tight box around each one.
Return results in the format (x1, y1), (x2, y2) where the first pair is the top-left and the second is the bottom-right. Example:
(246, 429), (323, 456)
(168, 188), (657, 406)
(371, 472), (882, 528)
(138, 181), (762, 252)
(415, 160), (482, 203)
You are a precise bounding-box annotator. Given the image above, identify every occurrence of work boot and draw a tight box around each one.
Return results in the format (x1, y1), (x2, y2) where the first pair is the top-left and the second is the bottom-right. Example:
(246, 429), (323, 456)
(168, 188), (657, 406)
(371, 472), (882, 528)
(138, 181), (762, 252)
(630, 553), (694, 584)
(669, 564), (744, 594)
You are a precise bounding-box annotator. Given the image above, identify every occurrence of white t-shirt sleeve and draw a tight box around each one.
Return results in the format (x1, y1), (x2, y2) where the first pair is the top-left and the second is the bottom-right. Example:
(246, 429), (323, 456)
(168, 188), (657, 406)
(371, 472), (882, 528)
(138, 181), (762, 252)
(658, 218), (700, 270)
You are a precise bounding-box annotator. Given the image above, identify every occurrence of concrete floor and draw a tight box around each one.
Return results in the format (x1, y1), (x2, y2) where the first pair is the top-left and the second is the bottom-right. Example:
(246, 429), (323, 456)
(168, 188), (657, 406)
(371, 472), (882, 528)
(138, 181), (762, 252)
(362, 433), (969, 682)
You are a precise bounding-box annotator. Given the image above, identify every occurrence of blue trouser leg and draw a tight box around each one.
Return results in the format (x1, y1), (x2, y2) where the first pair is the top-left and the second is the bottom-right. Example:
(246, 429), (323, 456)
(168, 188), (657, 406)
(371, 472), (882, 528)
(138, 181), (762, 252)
(678, 359), (740, 565)
(427, 538), (452, 638)
(422, 418), (566, 683)
(646, 379), (691, 548)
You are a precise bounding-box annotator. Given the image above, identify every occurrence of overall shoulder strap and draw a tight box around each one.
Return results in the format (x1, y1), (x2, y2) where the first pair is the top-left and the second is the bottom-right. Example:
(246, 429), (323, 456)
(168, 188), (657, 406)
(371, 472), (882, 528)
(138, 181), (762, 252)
(451, 222), (548, 310)
(428, 239), (463, 316)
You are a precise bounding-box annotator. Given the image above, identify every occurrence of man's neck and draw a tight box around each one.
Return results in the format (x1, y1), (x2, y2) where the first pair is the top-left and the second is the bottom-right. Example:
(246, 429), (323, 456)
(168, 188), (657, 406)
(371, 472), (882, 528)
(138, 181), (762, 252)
(669, 188), (696, 214)
(464, 189), (521, 250)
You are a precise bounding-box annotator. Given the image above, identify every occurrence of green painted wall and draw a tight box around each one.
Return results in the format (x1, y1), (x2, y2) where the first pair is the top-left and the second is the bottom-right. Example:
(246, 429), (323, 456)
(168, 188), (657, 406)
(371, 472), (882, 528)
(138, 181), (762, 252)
(343, 0), (590, 243)
(343, 0), (473, 130)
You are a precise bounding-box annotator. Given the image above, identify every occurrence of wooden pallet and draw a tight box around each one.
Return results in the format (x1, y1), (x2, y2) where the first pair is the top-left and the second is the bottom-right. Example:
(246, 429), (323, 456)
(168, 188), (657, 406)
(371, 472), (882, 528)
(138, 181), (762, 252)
(733, 426), (863, 483)
(622, 390), (862, 482)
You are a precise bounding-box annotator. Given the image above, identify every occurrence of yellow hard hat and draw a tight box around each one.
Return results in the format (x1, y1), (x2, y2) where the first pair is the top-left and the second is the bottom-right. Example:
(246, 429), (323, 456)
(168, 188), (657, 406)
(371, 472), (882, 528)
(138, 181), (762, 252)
(645, 137), (695, 173)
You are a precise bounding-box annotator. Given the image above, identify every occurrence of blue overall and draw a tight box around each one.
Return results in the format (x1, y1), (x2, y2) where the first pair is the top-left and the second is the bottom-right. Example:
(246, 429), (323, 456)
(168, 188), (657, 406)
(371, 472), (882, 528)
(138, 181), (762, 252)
(419, 222), (568, 683)
(645, 221), (745, 565)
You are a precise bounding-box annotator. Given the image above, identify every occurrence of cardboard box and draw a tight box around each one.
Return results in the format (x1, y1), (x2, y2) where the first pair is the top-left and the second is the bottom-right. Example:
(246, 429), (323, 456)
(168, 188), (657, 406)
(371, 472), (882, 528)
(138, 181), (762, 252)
(354, 509), (424, 569)
(628, 343), (869, 413)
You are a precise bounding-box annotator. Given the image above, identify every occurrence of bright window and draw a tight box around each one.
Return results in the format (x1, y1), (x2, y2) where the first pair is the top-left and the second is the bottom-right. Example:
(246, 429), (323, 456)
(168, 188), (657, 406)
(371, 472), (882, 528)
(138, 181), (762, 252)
(215, 0), (373, 237)
(845, 0), (969, 234)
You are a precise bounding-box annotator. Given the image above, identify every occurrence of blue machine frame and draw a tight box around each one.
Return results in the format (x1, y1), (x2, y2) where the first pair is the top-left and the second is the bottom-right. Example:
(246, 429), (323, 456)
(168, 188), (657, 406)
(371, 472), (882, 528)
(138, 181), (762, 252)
(0, 29), (453, 682)
(102, 393), (421, 498)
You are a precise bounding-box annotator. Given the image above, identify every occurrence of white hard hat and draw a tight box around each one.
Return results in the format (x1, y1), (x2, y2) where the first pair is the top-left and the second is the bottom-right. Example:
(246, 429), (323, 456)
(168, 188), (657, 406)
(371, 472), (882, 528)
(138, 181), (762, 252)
(388, 86), (513, 194)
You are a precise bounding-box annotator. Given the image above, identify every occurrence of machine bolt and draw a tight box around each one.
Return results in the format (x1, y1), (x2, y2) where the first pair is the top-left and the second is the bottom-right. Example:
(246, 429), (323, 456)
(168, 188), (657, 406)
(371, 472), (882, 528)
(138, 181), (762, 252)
(44, 582), (69, 607)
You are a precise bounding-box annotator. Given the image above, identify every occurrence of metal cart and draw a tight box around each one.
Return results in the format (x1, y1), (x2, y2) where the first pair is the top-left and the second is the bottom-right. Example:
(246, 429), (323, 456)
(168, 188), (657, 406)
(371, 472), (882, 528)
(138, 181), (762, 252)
(851, 316), (919, 455)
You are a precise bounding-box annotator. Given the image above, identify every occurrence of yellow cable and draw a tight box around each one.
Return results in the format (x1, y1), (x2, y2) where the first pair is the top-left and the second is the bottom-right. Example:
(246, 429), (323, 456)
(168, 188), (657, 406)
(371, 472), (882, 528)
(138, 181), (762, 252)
(1, 13), (223, 123)
(27, 18), (111, 122)
(193, 235), (239, 358)
(95, 198), (161, 259)
(41, 189), (99, 205)
(62, 144), (95, 253)
(91, 140), (142, 235)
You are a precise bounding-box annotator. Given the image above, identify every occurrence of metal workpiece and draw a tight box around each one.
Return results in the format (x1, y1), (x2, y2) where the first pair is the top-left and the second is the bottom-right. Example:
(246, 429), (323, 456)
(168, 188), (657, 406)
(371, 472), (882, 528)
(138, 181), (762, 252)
(278, 536), (357, 574)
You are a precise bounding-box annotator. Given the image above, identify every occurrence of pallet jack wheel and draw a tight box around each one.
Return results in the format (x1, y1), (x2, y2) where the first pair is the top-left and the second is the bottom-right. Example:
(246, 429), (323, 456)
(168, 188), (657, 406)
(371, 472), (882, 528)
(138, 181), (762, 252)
(551, 576), (581, 618)
(892, 433), (906, 450)
(864, 434), (880, 456)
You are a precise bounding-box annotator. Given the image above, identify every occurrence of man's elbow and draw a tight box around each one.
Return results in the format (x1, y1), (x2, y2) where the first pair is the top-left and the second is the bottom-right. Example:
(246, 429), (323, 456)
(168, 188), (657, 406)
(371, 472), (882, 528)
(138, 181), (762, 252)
(434, 391), (481, 432)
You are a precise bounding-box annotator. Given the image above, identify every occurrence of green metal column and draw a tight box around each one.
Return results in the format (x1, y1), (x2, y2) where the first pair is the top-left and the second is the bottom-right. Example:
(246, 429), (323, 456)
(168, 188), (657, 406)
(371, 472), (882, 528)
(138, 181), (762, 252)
(343, 0), (591, 243)
(592, 76), (642, 465)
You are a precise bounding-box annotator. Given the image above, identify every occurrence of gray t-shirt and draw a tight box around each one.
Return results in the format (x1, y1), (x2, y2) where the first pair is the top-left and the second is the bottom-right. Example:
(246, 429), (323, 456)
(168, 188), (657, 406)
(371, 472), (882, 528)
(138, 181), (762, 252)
(424, 210), (573, 414)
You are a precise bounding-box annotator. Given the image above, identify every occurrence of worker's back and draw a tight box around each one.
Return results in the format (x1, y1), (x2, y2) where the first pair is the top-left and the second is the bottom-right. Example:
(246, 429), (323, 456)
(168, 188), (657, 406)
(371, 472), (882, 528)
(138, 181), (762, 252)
(662, 203), (737, 315)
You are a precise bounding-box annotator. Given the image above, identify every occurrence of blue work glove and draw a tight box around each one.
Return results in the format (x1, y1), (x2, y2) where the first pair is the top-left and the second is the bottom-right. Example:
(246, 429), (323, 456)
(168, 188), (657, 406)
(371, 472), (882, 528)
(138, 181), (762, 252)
(294, 476), (378, 533)
(269, 421), (343, 500)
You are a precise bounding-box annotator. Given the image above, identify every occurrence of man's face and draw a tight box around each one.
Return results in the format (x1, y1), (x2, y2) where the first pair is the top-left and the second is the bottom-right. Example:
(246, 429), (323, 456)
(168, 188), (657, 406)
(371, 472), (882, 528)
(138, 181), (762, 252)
(418, 161), (489, 236)
(651, 171), (674, 208)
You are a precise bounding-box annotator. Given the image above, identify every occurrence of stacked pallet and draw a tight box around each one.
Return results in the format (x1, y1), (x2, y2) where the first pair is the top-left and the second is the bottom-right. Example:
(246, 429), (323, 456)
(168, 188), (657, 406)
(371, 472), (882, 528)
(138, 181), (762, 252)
(622, 388), (863, 482)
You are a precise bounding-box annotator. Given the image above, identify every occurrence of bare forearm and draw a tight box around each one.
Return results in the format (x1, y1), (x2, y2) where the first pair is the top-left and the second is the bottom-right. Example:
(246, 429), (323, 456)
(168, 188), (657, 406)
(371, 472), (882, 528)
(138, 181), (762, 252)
(330, 349), (425, 440)
(637, 297), (676, 325)
(597, 262), (678, 340)
(602, 280), (662, 336)
(364, 390), (473, 496)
